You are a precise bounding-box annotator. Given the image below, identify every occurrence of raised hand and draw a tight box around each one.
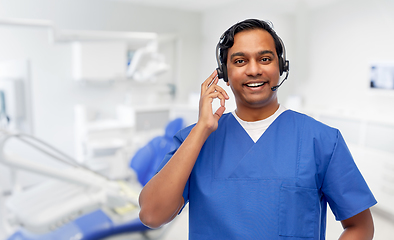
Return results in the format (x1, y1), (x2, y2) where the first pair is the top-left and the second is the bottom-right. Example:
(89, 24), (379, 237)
(139, 70), (229, 229)
(197, 70), (229, 134)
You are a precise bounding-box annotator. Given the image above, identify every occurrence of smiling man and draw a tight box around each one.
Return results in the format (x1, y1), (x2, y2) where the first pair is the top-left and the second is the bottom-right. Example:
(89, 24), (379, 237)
(139, 19), (376, 239)
(226, 28), (281, 120)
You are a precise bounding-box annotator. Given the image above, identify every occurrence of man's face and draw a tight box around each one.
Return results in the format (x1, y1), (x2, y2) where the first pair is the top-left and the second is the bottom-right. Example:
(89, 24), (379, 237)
(226, 29), (280, 113)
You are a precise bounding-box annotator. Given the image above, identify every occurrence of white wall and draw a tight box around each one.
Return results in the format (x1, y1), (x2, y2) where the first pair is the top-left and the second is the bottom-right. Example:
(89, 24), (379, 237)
(299, 0), (394, 118)
(0, 0), (202, 190)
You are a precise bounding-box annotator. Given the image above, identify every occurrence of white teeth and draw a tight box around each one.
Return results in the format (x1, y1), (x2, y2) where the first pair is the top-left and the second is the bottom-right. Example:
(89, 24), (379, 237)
(246, 82), (265, 87)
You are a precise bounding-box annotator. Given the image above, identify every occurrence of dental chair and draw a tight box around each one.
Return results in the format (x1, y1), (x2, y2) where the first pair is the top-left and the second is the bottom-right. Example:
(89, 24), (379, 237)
(130, 117), (184, 186)
(1, 117), (184, 240)
(7, 209), (149, 240)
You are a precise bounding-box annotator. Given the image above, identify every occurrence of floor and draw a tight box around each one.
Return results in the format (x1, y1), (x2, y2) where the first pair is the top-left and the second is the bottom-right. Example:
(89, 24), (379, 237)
(162, 206), (394, 240)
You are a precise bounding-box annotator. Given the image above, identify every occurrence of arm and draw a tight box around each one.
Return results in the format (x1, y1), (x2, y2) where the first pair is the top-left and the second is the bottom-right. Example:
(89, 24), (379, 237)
(339, 208), (374, 240)
(138, 70), (229, 229)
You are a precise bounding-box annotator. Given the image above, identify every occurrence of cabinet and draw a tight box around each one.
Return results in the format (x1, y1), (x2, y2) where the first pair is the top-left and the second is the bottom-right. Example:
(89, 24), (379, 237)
(0, 18), (174, 84)
(72, 41), (128, 81)
(67, 29), (170, 82)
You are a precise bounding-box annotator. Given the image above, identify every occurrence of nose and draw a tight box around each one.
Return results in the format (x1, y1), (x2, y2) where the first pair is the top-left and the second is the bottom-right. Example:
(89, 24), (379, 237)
(245, 59), (262, 77)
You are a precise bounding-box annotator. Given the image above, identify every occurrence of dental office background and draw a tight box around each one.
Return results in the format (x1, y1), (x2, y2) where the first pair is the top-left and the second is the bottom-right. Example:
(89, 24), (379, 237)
(0, 0), (394, 239)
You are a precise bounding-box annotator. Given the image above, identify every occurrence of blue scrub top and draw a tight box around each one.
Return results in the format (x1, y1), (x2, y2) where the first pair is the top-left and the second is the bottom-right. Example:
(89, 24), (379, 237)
(158, 110), (377, 240)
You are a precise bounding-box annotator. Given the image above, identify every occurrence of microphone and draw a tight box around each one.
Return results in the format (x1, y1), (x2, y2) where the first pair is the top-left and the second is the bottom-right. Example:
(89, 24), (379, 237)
(271, 71), (289, 91)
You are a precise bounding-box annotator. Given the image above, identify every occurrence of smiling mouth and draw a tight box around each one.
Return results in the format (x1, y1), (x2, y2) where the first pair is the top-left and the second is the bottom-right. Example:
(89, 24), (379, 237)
(245, 82), (267, 88)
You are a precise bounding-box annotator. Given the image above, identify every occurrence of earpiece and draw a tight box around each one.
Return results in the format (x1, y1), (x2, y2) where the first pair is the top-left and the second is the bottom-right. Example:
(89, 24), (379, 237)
(271, 37), (290, 91)
(277, 37), (289, 76)
(215, 33), (229, 82)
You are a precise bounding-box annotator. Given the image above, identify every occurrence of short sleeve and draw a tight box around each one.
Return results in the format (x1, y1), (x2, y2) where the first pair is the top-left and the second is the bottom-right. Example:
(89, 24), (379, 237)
(322, 130), (377, 221)
(155, 127), (191, 213)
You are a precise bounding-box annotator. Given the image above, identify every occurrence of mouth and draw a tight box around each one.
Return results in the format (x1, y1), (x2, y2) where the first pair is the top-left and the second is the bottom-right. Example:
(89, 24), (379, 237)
(244, 82), (267, 88)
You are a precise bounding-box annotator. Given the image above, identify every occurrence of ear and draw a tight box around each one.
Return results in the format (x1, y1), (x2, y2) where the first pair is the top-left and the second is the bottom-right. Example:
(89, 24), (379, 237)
(226, 81), (230, 86)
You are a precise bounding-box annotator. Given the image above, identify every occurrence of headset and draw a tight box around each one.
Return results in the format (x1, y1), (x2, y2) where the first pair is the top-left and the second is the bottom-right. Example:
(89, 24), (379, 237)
(215, 27), (289, 91)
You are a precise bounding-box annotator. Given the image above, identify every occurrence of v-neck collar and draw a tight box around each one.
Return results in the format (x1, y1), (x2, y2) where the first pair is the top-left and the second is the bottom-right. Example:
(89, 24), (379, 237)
(212, 110), (296, 180)
(230, 106), (288, 143)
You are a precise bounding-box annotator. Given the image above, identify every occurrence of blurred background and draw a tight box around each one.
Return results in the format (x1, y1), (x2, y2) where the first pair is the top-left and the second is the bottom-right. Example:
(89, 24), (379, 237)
(0, 0), (393, 239)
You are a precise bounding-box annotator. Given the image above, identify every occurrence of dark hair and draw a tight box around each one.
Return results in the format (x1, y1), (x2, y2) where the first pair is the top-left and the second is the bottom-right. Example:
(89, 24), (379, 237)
(218, 19), (283, 67)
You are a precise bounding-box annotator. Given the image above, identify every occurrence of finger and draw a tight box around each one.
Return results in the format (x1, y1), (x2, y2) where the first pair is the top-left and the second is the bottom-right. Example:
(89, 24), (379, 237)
(205, 71), (218, 91)
(207, 74), (218, 89)
(204, 91), (227, 106)
(201, 70), (218, 95)
(201, 70), (217, 90)
(208, 84), (229, 100)
(212, 91), (227, 108)
(205, 77), (219, 94)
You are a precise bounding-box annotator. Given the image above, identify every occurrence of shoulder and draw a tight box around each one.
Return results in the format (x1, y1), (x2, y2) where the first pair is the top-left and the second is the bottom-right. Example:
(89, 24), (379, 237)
(281, 110), (340, 146)
(282, 110), (338, 132)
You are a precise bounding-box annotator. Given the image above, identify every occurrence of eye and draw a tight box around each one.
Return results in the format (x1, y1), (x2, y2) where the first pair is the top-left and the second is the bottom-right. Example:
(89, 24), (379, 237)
(260, 57), (271, 62)
(234, 59), (245, 64)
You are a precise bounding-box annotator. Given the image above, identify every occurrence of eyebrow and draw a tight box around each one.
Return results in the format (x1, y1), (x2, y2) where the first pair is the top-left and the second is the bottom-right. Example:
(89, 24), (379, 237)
(230, 50), (275, 60)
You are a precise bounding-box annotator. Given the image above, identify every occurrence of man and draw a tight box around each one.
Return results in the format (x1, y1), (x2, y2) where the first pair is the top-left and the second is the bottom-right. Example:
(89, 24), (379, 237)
(139, 19), (376, 239)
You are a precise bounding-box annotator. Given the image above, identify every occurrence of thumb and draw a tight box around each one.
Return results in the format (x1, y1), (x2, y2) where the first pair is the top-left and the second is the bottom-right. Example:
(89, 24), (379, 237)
(213, 106), (226, 121)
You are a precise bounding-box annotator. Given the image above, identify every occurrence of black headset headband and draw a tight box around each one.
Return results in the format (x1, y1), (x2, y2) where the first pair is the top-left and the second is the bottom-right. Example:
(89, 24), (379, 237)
(215, 28), (289, 83)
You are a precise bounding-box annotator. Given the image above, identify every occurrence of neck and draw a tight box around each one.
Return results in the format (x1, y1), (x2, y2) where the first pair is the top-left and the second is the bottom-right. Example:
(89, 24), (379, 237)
(235, 102), (280, 122)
